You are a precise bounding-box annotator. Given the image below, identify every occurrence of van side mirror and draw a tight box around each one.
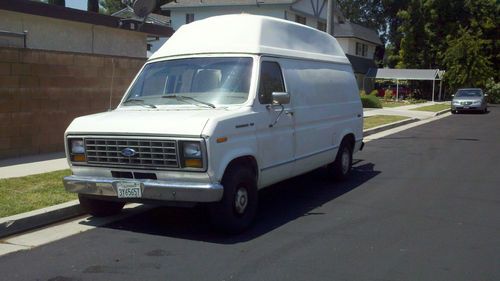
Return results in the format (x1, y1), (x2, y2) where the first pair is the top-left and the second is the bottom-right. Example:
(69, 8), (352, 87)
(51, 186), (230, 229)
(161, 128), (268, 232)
(272, 92), (290, 105)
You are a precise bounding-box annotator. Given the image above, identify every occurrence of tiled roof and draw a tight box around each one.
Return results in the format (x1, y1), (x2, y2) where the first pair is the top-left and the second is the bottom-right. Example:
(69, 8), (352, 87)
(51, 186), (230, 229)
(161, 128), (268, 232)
(112, 7), (170, 26)
(334, 22), (382, 45)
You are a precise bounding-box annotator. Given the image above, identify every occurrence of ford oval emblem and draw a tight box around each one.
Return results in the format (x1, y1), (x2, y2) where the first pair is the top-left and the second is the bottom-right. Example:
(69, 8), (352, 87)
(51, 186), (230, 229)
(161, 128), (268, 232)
(121, 148), (136, 157)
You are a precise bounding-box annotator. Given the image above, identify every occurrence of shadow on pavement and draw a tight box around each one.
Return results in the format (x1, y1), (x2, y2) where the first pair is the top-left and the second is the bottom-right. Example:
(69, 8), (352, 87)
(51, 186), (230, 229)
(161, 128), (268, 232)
(84, 161), (380, 243)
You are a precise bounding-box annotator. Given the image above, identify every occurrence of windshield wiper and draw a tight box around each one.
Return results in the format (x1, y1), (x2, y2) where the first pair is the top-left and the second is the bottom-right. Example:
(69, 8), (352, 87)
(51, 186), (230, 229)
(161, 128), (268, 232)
(123, 98), (157, 109)
(162, 95), (216, 108)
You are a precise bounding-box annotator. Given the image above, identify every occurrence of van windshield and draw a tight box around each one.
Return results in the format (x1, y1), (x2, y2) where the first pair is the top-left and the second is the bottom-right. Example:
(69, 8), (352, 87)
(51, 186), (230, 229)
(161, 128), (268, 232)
(123, 57), (253, 107)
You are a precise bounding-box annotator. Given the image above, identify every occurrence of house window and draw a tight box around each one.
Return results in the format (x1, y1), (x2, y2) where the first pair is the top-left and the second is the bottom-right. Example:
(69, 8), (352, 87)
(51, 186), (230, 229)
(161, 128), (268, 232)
(295, 15), (306, 25)
(186, 13), (194, 24)
(356, 42), (368, 57)
(317, 21), (326, 32)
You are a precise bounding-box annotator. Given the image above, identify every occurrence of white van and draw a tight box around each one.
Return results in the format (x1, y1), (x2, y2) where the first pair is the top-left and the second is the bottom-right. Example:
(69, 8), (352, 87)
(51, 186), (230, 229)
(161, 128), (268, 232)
(63, 15), (363, 233)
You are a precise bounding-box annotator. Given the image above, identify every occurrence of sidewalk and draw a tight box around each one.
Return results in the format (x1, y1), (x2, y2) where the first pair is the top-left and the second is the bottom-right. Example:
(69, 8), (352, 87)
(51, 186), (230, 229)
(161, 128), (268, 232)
(0, 152), (69, 179)
(363, 101), (447, 119)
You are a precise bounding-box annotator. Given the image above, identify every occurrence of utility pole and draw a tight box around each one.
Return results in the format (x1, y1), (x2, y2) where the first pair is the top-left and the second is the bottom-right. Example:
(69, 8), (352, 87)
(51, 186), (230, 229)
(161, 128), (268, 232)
(326, 0), (336, 36)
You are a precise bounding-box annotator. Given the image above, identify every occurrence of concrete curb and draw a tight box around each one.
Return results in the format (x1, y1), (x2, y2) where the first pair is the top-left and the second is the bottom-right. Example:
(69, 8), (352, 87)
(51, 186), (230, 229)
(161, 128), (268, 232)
(0, 200), (84, 239)
(435, 108), (451, 116)
(363, 117), (419, 137)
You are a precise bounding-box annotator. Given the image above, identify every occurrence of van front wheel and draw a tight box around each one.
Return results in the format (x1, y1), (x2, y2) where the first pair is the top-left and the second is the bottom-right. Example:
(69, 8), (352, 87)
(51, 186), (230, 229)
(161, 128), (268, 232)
(329, 141), (353, 180)
(208, 166), (258, 234)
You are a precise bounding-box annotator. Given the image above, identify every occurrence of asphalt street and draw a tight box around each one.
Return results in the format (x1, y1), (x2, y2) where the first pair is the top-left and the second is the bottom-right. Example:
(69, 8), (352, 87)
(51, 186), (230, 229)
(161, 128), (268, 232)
(1, 106), (499, 281)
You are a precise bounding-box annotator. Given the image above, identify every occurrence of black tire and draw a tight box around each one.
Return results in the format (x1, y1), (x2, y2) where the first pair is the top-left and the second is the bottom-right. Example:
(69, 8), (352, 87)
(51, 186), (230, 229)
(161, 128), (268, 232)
(208, 165), (258, 234)
(78, 194), (125, 217)
(451, 110), (456, 114)
(328, 140), (353, 181)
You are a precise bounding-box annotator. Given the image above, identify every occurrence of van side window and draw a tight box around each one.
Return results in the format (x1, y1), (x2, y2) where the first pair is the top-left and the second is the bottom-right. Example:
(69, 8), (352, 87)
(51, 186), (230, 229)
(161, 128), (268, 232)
(258, 61), (285, 104)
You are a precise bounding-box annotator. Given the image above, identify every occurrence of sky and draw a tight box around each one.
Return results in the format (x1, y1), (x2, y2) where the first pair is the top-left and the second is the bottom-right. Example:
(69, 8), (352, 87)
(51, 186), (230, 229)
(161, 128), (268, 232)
(65, 0), (88, 11)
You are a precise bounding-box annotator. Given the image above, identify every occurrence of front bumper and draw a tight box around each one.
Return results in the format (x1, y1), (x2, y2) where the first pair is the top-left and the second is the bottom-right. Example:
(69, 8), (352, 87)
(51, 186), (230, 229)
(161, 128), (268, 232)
(451, 104), (484, 111)
(63, 175), (223, 203)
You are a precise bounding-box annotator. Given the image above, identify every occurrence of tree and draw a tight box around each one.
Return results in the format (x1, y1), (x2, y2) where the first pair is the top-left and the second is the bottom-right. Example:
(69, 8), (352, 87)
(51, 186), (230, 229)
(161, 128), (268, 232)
(337, 0), (385, 32)
(395, 0), (436, 69)
(442, 27), (493, 92)
(394, 0), (498, 95)
(99, 0), (126, 15)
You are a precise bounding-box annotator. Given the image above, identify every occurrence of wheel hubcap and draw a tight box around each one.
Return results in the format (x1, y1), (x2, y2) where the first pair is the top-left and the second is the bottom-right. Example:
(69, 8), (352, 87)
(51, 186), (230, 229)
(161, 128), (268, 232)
(341, 148), (350, 174)
(234, 187), (248, 214)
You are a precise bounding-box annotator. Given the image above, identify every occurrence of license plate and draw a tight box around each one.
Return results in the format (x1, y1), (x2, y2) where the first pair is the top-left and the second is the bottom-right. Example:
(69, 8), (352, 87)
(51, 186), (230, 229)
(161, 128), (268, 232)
(116, 181), (142, 198)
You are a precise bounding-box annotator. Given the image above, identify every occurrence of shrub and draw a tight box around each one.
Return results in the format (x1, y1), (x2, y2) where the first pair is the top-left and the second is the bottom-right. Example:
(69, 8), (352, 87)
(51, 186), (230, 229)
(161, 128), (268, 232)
(359, 90), (367, 96)
(361, 94), (382, 108)
(369, 90), (379, 96)
(485, 78), (500, 104)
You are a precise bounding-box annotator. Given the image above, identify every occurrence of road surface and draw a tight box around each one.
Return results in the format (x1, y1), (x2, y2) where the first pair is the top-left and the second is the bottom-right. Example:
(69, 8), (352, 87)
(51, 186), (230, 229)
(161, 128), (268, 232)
(1, 107), (499, 281)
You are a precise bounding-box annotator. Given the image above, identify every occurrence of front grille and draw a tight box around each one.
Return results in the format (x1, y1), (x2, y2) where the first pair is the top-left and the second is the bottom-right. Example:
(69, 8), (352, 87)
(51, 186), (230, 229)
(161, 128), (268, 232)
(85, 138), (179, 169)
(461, 101), (473, 105)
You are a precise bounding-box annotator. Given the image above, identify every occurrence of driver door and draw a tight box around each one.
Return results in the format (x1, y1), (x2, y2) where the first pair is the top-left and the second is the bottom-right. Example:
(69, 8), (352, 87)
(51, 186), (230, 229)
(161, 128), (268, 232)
(255, 59), (295, 188)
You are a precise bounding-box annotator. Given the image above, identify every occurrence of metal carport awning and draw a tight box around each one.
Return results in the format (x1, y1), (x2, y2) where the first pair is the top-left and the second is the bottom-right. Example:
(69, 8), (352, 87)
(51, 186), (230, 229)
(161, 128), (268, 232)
(364, 68), (446, 101)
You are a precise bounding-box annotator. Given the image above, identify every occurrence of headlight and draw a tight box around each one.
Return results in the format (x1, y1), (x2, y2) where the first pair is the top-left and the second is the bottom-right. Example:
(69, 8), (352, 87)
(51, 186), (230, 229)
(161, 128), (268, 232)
(71, 139), (85, 154)
(183, 142), (202, 158)
(181, 141), (204, 169)
(68, 138), (86, 162)
(473, 100), (481, 104)
(452, 101), (460, 105)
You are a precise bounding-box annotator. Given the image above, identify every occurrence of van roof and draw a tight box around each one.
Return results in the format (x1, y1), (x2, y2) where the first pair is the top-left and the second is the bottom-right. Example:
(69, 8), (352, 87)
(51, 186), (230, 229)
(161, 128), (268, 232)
(149, 14), (349, 64)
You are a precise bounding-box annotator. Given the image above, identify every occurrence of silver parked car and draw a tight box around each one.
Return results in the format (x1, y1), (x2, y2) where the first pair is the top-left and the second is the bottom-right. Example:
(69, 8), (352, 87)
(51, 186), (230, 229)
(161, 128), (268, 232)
(451, 88), (488, 114)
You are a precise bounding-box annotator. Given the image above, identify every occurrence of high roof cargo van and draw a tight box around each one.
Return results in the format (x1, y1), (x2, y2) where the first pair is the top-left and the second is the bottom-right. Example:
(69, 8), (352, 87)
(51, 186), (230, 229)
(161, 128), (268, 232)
(63, 14), (364, 233)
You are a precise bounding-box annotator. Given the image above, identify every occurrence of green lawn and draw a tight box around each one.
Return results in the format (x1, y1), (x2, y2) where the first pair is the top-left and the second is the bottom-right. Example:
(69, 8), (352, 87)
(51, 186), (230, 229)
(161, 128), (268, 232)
(0, 169), (75, 218)
(411, 103), (450, 112)
(364, 115), (409, 130)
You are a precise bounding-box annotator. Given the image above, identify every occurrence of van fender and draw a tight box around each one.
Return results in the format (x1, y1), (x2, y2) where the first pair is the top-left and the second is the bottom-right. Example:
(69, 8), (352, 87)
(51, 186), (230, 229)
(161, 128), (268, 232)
(335, 128), (356, 150)
(215, 146), (259, 183)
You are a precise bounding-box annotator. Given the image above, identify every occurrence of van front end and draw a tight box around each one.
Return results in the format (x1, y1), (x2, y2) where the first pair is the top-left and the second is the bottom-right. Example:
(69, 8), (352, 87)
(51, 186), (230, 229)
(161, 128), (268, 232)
(63, 134), (223, 205)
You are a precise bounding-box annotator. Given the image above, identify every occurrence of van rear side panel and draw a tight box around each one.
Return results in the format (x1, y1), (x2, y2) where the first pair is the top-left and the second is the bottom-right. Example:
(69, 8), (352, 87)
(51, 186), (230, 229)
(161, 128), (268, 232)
(277, 57), (363, 176)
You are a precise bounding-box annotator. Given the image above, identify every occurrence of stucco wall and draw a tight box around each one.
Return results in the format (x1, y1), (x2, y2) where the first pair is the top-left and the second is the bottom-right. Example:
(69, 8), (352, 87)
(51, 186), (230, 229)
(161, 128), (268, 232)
(0, 47), (145, 159)
(336, 38), (376, 59)
(0, 10), (147, 58)
(284, 9), (322, 29)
